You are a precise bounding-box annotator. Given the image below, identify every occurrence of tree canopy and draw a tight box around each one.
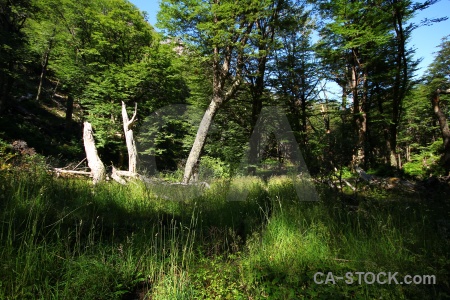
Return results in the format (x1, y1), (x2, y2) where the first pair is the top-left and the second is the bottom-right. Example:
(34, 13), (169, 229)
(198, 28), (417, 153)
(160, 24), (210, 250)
(0, 0), (448, 179)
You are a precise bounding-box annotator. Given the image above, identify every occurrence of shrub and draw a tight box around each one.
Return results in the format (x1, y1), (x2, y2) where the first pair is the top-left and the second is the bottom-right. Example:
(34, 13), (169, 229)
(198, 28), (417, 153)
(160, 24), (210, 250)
(403, 140), (444, 178)
(198, 155), (231, 180)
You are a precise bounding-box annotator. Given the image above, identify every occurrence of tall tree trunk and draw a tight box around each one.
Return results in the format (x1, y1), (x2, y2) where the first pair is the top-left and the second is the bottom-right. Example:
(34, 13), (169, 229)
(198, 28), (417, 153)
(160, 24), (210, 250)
(300, 94), (308, 145)
(65, 94), (74, 129)
(248, 56), (266, 175)
(362, 70), (370, 165)
(389, 2), (410, 169)
(183, 98), (221, 183)
(36, 51), (49, 102)
(183, 66), (242, 184)
(181, 2), (253, 183)
(121, 101), (138, 174)
(247, 11), (279, 174)
(350, 62), (365, 167)
(83, 122), (106, 184)
(321, 89), (331, 134)
(432, 89), (450, 172)
(36, 32), (56, 101)
(340, 83), (347, 123)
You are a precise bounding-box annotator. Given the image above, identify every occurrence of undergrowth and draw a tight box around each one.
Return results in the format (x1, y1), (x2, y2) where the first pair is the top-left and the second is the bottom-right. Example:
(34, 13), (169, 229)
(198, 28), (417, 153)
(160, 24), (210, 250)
(0, 167), (448, 299)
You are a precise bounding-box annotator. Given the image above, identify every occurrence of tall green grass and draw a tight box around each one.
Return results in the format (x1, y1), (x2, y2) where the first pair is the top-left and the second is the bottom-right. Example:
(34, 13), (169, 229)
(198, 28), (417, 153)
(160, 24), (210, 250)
(0, 168), (448, 299)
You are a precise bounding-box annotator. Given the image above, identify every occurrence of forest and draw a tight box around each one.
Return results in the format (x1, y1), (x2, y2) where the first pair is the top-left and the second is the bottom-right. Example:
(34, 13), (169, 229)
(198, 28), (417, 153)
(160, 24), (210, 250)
(0, 0), (449, 299)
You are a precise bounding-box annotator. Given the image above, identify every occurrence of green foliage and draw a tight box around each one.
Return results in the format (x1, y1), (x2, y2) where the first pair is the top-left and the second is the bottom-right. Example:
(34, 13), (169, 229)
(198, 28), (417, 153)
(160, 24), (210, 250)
(403, 140), (445, 178)
(138, 105), (200, 173)
(2, 1), (450, 296)
(204, 99), (250, 169)
(399, 84), (439, 151)
(428, 35), (450, 83)
(314, 0), (423, 169)
(198, 155), (231, 179)
(47, 0), (154, 149)
(158, 0), (267, 54)
(0, 0), (448, 180)
(0, 138), (14, 170)
(15, 0), (191, 167)
(398, 36), (450, 175)
(152, 267), (195, 299)
(191, 255), (243, 299)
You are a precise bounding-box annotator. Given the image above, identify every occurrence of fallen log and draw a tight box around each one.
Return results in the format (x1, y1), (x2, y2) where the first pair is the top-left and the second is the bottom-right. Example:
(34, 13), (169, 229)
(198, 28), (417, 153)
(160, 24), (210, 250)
(354, 166), (374, 182)
(114, 169), (138, 178)
(111, 166), (127, 185)
(332, 166), (356, 191)
(53, 168), (91, 176)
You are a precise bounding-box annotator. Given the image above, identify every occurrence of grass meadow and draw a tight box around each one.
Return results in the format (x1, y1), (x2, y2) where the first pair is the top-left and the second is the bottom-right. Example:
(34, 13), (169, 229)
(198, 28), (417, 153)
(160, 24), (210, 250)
(0, 166), (449, 299)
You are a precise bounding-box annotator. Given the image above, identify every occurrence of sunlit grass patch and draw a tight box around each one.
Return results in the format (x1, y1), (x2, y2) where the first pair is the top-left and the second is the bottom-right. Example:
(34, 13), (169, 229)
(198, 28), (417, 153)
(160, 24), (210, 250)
(222, 175), (266, 202)
(248, 217), (332, 274)
(151, 266), (194, 300)
(0, 167), (448, 299)
(267, 174), (320, 203)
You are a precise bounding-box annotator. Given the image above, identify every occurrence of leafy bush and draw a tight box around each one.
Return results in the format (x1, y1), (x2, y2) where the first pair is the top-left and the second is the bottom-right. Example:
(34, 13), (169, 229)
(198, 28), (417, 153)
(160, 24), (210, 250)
(0, 138), (14, 170)
(403, 140), (445, 178)
(0, 138), (48, 174)
(198, 155), (231, 180)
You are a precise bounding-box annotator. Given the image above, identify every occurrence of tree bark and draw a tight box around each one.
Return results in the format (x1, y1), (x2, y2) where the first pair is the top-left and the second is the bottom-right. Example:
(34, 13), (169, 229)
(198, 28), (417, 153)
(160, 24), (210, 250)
(183, 98), (221, 183)
(65, 94), (74, 129)
(432, 88), (450, 172)
(248, 13), (278, 172)
(121, 101), (138, 174)
(350, 58), (366, 167)
(182, 70), (242, 184)
(53, 168), (91, 176)
(388, 3), (411, 169)
(36, 29), (56, 102)
(181, 4), (253, 184)
(111, 166), (127, 184)
(35, 51), (48, 102)
(83, 122), (106, 184)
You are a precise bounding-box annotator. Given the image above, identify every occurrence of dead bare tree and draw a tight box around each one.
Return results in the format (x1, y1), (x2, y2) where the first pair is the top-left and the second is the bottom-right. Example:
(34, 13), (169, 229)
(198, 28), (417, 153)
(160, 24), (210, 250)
(83, 121), (106, 184)
(122, 101), (138, 174)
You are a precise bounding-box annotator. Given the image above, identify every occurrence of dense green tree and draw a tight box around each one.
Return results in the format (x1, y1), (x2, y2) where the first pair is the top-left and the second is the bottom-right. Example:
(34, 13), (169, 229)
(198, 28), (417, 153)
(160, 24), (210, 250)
(381, 0), (429, 168)
(269, 2), (319, 146)
(24, 0), (59, 102)
(425, 35), (450, 172)
(158, 0), (275, 183)
(2, 0), (190, 168)
(48, 0), (154, 130)
(398, 84), (441, 176)
(316, 0), (394, 167)
(30, 0), (189, 168)
(314, 0), (443, 171)
(3, 0), (449, 179)
(246, 1), (317, 170)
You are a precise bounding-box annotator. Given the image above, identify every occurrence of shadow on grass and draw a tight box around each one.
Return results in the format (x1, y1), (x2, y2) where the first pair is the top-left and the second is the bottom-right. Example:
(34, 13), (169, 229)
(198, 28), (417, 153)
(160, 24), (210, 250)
(0, 169), (449, 299)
